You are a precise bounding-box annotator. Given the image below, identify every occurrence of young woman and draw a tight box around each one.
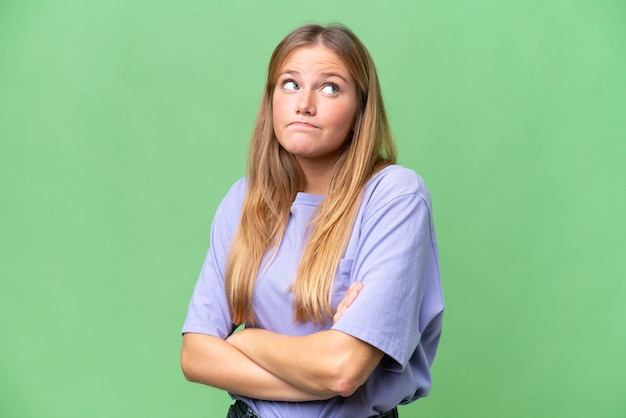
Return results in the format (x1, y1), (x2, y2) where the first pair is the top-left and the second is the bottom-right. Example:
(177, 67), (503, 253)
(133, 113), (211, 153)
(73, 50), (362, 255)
(181, 23), (444, 417)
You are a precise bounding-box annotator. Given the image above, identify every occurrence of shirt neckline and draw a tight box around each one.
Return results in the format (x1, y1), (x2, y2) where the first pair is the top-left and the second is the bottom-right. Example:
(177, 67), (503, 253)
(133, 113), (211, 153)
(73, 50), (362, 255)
(293, 192), (324, 207)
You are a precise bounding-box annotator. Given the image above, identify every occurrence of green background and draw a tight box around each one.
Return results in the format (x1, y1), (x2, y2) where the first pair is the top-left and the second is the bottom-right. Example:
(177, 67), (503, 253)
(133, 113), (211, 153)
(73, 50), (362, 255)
(1, 1), (625, 417)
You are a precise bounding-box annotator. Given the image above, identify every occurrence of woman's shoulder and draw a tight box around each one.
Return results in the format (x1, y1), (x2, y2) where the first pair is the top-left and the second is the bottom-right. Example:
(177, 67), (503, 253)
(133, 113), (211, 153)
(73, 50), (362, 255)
(215, 177), (248, 215)
(364, 164), (431, 203)
(226, 176), (248, 196)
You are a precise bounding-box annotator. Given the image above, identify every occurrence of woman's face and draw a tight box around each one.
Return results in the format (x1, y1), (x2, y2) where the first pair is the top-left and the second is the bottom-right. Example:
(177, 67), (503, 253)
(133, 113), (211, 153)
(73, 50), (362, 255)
(272, 44), (358, 170)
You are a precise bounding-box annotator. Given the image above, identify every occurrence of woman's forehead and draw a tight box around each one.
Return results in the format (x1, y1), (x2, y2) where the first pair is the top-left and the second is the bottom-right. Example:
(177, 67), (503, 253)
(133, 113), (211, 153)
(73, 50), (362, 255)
(279, 45), (347, 71)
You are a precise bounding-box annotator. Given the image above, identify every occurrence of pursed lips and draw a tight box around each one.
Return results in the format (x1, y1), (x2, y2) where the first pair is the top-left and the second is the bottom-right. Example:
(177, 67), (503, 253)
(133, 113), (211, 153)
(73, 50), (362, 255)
(288, 121), (320, 129)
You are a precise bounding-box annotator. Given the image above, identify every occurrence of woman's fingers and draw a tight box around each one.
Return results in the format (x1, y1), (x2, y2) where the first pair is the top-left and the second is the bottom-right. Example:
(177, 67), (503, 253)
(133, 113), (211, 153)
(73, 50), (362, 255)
(343, 282), (363, 309)
(333, 282), (363, 324)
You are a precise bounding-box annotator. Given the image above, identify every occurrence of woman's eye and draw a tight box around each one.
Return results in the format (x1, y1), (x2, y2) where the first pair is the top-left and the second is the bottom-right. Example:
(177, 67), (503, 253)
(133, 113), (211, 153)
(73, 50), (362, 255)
(321, 84), (339, 95)
(283, 80), (298, 91)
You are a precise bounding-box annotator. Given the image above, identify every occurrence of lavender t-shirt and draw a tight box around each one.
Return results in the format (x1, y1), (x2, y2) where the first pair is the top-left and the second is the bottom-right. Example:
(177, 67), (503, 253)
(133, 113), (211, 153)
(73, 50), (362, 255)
(182, 165), (444, 417)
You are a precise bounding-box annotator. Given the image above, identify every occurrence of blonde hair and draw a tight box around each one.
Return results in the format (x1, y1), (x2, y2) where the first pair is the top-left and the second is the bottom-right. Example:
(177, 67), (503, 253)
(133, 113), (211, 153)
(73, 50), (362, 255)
(225, 23), (396, 324)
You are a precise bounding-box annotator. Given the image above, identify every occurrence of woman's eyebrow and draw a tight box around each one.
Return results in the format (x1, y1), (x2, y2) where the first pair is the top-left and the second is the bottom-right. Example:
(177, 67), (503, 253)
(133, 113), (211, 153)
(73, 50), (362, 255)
(320, 72), (348, 83)
(279, 70), (348, 82)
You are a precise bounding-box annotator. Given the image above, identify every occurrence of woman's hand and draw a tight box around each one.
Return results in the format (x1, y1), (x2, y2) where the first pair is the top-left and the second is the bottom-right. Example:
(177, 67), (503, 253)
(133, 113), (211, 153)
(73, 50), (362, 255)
(333, 282), (363, 324)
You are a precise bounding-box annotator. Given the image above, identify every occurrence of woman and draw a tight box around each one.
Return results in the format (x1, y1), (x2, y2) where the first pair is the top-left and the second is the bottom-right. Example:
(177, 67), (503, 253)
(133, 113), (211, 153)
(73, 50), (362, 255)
(181, 23), (444, 417)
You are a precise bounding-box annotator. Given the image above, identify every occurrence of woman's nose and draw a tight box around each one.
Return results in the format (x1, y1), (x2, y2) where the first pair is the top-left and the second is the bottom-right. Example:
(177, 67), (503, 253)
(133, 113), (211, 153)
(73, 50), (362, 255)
(296, 90), (316, 115)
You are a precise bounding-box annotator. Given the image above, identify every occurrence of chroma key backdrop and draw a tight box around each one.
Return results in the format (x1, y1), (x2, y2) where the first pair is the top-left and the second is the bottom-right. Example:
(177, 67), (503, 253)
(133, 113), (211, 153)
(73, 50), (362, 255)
(1, 1), (625, 417)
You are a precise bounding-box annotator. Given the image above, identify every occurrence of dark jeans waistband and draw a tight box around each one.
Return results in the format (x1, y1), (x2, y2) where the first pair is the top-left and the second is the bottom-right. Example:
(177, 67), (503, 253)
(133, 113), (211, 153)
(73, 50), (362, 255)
(379, 406), (399, 418)
(227, 400), (261, 418)
(227, 400), (398, 418)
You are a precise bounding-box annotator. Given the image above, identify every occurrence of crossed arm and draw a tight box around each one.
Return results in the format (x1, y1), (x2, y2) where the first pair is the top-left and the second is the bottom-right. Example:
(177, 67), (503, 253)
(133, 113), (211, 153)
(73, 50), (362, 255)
(180, 282), (383, 401)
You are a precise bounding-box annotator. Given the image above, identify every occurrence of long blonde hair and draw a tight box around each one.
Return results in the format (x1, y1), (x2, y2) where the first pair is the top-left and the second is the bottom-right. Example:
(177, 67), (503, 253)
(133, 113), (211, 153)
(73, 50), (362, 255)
(225, 24), (396, 324)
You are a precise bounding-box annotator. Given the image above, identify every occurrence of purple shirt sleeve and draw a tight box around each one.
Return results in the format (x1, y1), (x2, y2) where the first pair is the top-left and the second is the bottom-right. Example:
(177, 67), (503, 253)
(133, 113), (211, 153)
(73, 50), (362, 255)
(182, 179), (246, 338)
(332, 167), (443, 372)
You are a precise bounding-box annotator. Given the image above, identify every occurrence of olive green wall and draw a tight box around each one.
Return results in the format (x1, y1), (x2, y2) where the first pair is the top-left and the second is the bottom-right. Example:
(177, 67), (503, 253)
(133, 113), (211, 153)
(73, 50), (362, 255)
(1, 1), (624, 417)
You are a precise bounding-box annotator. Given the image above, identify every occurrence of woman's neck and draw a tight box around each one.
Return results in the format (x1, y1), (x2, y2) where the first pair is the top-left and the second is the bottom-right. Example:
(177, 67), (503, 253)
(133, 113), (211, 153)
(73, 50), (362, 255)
(297, 159), (338, 195)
